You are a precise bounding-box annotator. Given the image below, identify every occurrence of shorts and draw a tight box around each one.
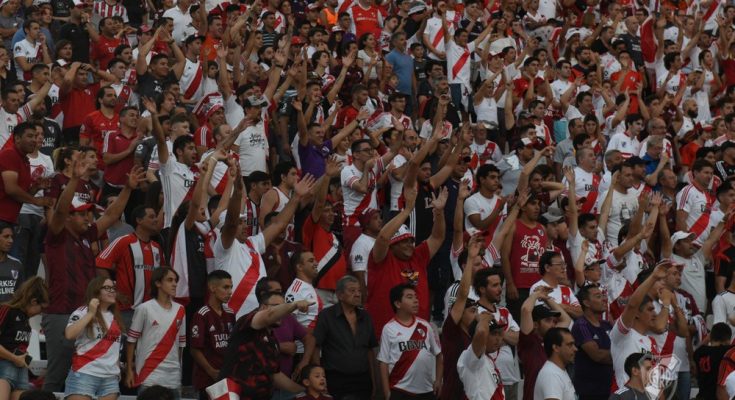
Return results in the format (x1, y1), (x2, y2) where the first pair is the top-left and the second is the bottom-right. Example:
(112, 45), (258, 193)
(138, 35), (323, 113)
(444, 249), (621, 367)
(64, 370), (120, 398)
(0, 359), (30, 391)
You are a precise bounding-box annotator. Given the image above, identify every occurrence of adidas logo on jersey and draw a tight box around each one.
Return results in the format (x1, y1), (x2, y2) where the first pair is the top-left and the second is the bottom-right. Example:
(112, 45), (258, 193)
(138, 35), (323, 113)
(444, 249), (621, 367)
(210, 325), (216, 332)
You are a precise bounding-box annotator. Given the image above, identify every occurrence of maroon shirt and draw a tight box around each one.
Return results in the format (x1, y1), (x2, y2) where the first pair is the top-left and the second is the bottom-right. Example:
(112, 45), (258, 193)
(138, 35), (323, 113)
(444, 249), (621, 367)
(440, 316), (471, 399)
(102, 130), (136, 186)
(0, 146), (31, 224)
(264, 240), (302, 290)
(518, 331), (546, 400)
(273, 313), (308, 377)
(190, 304), (236, 390)
(46, 173), (99, 205)
(44, 224), (100, 314)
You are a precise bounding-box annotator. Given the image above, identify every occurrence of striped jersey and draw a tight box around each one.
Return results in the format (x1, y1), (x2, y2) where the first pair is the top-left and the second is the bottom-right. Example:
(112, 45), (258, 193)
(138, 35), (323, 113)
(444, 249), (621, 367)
(285, 278), (322, 330)
(92, 0), (128, 22)
(127, 299), (186, 389)
(676, 183), (715, 241)
(96, 234), (164, 310)
(68, 307), (122, 378)
(213, 233), (267, 319)
(377, 317), (441, 394)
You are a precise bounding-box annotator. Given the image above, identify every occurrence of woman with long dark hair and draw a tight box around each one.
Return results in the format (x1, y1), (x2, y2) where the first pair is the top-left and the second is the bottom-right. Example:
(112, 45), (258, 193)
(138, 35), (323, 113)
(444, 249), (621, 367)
(63, 277), (125, 400)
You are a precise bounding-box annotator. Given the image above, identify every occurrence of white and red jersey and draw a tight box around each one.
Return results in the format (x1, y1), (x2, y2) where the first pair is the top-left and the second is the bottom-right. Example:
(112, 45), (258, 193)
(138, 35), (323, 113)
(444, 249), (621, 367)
(92, 0), (129, 22)
(160, 156), (197, 229)
(651, 297), (689, 372)
(258, 9), (286, 33)
(0, 104), (31, 150)
(534, 121), (552, 146)
(447, 40), (476, 91)
(269, 187), (294, 241)
(423, 17), (449, 61)
(676, 183), (715, 240)
(463, 192), (503, 244)
(127, 299), (186, 389)
(469, 140), (502, 169)
(213, 232), (267, 319)
(607, 132), (641, 160)
(600, 263), (634, 322)
(712, 290), (735, 338)
(457, 345), (505, 400)
(68, 307), (122, 378)
(377, 317), (441, 394)
(180, 58), (205, 102)
(610, 318), (659, 390)
(529, 280), (580, 307)
(568, 229), (608, 268)
(388, 154), (407, 212)
(348, 3), (382, 40)
(285, 278), (323, 330)
(341, 158), (384, 227)
(564, 167), (601, 214)
(13, 40), (41, 81)
(481, 304), (521, 385)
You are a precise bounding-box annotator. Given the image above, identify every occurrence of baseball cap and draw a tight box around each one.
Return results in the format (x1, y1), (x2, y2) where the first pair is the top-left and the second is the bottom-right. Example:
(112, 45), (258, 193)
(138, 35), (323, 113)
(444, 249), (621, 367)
(137, 24), (153, 35)
(515, 137), (535, 150)
(70, 197), (94, 213)
(307, 2), (319, 10)
(477, 120), (498, 130)
(358, 208), (380, 228)
(243, 95), (268, 108)
(408, 1), (427, 15)
(671, 231), (695, 246)
(390, 225), (415, 245)
(532, 305), (561, 321)
(332, 25), (345, 33)
(291, 36), (306, 46)
(184, 34), (205, 45)
(541, 206), (565, 224)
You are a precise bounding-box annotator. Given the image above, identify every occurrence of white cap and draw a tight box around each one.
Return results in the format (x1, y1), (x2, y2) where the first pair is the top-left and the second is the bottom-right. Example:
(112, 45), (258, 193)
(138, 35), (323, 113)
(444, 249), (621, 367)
(671, 231), (695, 245)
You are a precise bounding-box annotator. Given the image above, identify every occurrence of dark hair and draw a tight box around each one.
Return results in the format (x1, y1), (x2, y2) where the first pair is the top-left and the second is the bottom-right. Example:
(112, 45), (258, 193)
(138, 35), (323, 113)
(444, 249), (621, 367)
(476, 164), (500, 182)
(623, 352), (650, 377)
(263, 211), (279, 227)
(149, 267), (178, 299)
(289, 249), (307, 273)
(692, 159), (714, 173)
(543, 327), (571, 357)
(113, 45), (130, 57)
(246, 171), (271, 191)
(575, 91), (592, 105)
(350, 84), (367, 98)
(255, 277), (282, 305)
(150, 53), (168, 66)
(389, 283), (415, 313)
(538, 251), (561, 275)
(711, 322), (732, 343)
(299, 364), (324, 385)
(572, 133), (590, 151)
(625, 113), (643, 126)
(23, 19), (39, 33)
(663, 52), (680, 70)
(30, 63), (48, 75)
(272, 161), (296, 187)
(129, 206), (150, 229)
(472, 268), (504, 294)
(12, 121), (37, 138)
(207, 270), (232, 283)
(137, 385), (176, 400)
(172, 135), (194, 159)
(695, 146), (716, 160)
(523, 56), (539, 68)
(577, 284), (600, 309)
(577, 213), (597, 230)
(107, 57), (126, 70)
(19, 389), (57, 400)
(350, 138), (372, 153)
(96, 86), (114, 108)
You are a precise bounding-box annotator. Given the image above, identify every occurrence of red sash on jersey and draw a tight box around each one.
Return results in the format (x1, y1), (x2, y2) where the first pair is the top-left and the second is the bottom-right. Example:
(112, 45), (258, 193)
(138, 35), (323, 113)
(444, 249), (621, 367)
(703, 0), (719, 23)
(580, 174), (601, 214)
(452, 49), (471, 80)
(135, 306), (185, 386)
(431, 29), (444, 48)
(184, 63), (204, 100)
(115, 86), (132, 113)
(388, 321), (429, 387)
(688, 185), (715, 237)
(227, 241), (262, 314)
(71, 319), (121, 372)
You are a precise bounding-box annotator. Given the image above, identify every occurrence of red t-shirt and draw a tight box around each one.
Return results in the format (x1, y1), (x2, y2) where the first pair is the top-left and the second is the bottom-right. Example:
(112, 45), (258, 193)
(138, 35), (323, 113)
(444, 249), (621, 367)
(46, 174), (99, 205)
(366, 242), (431, 337)
(681, 142), (701, 168)
(0, 146), (31, 224)
(91, 35), (123, 70)
(190, 304), (236, 390)
(610, 70), (642, 114)
(60, 83), (100, 129)
(509, 220), (547, 289)
(518, 331), (546, 400)
(302, 217), (347, 291)
(80, 110), (119, 169)
(44, 224), (100, 314)
(102, 130), (136, 186)
(335, 105), (359, 129)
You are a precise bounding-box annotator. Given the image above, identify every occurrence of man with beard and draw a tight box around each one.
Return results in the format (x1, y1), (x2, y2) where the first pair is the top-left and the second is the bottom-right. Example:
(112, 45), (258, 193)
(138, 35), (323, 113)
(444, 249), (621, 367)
(218, 279), (310, 398)
(674, 98), (699, 140)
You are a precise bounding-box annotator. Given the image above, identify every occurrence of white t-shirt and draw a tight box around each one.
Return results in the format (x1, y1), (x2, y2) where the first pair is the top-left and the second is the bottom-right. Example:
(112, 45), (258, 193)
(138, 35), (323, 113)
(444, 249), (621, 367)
(529, 280), (580, 308)
(712, 290), (735, 337)
(457, 346), (504, 400)
(127, 299), (186, 389)
(162, 6), (192, 44)
(676, 183), (714, 242)
(610, 318), (658, 389)
(350, 233), (376, 282)
(377, 317), (441, 394)
(671, 251), (708, 314)
(598, 188), (639, 246)
(68, 307), (122, 378)
(213, 233), (267, 318)
(606, 132), (641, 159)
(0, 104), (31, 149)
(13, 39), (41, 81)
(533, 361), (576, 400)
(159, 156), (196, 229)
(464, 192), (502, 238)
(20, 152), (54, 217)
(550, 79), (573, 101)
(235, 121), (269, 176)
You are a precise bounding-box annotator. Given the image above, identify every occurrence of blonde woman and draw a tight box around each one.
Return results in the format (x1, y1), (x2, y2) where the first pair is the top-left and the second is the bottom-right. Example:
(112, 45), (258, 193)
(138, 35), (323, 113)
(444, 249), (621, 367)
(0, 277), (49, 400)
(64, 277), (125, 400)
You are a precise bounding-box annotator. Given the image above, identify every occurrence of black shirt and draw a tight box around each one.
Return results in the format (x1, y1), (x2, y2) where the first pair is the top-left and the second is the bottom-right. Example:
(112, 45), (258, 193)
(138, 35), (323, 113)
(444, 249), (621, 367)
(422, 96), (460, 129)
(411, 181), (436, 244)
(313, 304), (378, 375)
(136, 71), (177, 105)
(0, 258), (23, 303)
(50, 0), (73, 18)
(717, 246), (735, 288)
(693, 344), (733, 400)
(620, 33), (644, 68)
(716, 160), (735, 181)
(59, 22), (90, 63)
(183, 226), (207, 299)
(38, 118), (62, 157)
(0, 306), (30, 353)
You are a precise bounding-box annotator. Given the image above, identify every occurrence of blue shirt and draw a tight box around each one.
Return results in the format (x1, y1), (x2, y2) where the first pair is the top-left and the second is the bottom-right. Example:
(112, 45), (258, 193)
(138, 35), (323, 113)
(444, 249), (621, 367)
(571, 316), (613, 396)
(385, 49), (414, 95)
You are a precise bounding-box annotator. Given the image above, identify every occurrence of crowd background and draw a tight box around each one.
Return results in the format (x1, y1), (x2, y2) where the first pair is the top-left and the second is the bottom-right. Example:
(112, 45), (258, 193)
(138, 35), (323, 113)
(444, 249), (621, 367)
(3, 0), (735, 398)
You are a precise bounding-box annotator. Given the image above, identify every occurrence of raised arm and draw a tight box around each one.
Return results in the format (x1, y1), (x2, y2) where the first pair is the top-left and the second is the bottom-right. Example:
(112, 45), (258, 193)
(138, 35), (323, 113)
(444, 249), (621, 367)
(96, 167), (146, 233)
(426, 187), (448, 257)
(451, 235), (482, 325)
(372, 185), (417, 263)
(261, 175), (317, 247)
(621, 262), (671, 328)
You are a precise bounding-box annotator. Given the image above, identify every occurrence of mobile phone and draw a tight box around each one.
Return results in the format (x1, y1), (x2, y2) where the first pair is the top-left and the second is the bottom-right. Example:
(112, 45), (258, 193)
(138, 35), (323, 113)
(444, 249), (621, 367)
(12, 349), (32, 365)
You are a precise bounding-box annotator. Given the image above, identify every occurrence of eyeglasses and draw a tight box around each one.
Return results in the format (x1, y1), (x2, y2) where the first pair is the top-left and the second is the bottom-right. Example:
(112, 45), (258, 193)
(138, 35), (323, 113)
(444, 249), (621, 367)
(355, 147), (373, 153)
(101, 285), (117, 292)
(460, 156), (472, 163)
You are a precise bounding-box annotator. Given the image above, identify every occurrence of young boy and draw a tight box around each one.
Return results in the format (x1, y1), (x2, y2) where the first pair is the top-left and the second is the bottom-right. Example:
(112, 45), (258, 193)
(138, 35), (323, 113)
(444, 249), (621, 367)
(190, 270), (235, 400)
(126, 267), (186, 396)
(377, 284), (442, 399)
(296, 364), (331, 400)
